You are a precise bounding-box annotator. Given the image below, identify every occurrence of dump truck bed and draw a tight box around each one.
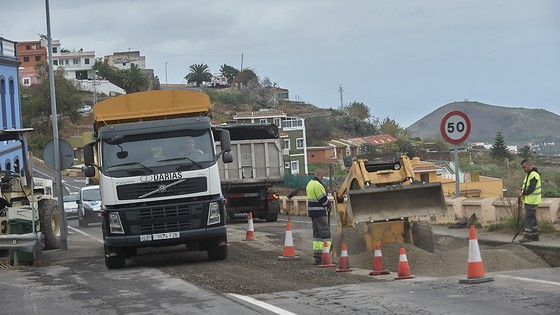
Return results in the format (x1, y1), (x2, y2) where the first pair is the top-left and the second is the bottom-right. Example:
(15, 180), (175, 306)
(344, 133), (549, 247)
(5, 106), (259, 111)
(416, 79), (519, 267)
(93, 90), (210, 132)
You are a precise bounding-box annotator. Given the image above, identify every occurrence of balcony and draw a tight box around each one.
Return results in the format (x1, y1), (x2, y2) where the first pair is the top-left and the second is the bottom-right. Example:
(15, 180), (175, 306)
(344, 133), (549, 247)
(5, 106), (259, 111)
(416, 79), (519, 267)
(281, 119), (303, 128)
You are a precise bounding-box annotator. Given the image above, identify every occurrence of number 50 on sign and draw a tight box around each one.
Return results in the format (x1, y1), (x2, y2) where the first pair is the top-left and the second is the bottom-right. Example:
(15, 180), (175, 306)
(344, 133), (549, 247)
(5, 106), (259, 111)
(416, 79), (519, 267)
(440, 111), (471, 145)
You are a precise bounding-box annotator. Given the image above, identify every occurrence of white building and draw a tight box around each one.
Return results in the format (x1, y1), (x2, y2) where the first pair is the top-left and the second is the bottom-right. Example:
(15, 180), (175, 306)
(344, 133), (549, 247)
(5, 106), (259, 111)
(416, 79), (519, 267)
(104, 51), (146, 70)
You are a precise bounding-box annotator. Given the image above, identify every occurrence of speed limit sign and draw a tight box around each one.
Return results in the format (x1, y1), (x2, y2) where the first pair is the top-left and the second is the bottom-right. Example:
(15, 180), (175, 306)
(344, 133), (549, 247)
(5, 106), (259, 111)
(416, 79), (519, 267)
(440, 111), (471, 145)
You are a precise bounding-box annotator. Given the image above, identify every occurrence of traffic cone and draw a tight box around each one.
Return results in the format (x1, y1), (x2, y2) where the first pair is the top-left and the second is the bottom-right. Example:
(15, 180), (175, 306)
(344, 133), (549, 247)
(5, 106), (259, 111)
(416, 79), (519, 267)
(278, 219), (300, 260)
(336, 244), (353, 272)
(243, 212), (255, 241)
(318, 241), (336, 268)
(459, 225), (494, 284)
(394, 247), (415, 280)
(369, 243), (390, 276)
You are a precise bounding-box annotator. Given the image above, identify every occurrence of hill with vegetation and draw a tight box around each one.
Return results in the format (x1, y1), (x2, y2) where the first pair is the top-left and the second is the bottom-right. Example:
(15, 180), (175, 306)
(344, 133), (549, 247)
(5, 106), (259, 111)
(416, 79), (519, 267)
(407, 101), (560, 144)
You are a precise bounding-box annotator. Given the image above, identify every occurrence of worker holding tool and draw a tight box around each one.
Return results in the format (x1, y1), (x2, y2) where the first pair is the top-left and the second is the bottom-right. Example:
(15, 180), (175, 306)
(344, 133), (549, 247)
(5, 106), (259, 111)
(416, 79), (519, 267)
(518, 159), (542, 243)
(306, 168), (332, 264)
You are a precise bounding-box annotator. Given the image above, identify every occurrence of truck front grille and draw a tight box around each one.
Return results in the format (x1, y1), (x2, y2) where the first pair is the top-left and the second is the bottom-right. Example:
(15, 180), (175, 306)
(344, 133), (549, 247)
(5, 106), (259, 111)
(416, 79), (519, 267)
(139, 220), (192, 234)
(117, 177), (207, 200)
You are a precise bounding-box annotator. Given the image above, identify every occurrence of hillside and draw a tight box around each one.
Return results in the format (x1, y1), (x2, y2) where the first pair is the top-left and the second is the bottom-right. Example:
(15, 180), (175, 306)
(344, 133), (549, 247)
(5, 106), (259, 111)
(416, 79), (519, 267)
(407, 101), (560, 144)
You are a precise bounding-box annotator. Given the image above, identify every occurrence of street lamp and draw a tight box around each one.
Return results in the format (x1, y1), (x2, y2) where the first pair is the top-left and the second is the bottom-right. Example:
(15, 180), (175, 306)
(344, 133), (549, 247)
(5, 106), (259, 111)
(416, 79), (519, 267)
(165, 62), (168, 84)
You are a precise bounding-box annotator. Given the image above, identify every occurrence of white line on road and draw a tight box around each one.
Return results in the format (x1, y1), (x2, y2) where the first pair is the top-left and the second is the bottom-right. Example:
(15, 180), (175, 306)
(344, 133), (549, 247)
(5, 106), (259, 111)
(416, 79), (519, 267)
(229, 293), (297, 315)
(497, 275), (560, 287)
(67, 226), (104, 244)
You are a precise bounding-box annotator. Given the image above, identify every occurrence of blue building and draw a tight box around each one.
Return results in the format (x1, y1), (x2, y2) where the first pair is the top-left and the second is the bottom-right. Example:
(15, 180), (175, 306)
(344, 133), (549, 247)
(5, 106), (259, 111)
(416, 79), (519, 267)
(0, 37), (24, 174)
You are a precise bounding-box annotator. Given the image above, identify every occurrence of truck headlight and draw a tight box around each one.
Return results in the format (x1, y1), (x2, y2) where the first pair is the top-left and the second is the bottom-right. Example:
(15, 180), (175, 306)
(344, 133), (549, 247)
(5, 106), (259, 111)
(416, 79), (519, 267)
(207, 202), (221, 225)
(109, 212), (124, 234)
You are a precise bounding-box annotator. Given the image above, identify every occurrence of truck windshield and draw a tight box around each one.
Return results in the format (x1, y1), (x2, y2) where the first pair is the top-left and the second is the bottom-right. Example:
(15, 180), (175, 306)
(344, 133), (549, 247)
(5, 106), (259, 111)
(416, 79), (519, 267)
(101, 130), (215, 177)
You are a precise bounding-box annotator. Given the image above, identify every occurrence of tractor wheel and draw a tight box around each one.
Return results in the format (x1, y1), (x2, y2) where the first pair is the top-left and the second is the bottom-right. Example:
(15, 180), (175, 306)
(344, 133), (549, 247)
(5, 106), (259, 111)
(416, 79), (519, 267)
(411, 220), (434, 253)
(39, 199), (61, 250)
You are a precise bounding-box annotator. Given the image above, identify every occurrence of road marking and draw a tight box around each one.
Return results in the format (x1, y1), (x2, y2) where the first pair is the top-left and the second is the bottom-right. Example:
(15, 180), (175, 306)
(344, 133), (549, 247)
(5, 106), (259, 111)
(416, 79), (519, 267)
(497, 275), (560, 287)
(229, 293), (297, 315)
(67, 226), (104, 244)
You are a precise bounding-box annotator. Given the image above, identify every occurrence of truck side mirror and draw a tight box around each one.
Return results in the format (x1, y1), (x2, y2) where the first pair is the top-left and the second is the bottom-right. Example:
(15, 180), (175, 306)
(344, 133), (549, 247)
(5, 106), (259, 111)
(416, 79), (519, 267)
(222, 151), (233, 163)
(83, 166), (96, 178)
(219, 130), (231, 152)
(83, 141), (96, 166)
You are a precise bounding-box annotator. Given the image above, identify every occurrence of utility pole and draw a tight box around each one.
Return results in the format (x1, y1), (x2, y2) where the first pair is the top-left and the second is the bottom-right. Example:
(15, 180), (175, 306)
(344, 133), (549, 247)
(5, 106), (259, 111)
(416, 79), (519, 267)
(338, 85), (344, 110)
(165, 61), (168, 84)
(45, 0), (67, 250)
(240, 54), (244, 71)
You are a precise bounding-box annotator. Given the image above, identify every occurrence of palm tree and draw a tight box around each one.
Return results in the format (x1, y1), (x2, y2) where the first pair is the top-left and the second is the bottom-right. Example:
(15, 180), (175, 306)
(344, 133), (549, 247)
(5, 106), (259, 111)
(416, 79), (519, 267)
(185, 64), (212, 86)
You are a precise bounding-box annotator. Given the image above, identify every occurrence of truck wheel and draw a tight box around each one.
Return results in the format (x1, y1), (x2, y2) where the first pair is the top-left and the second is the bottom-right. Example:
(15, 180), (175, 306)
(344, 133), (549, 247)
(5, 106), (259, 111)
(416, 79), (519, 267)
(265, 205), (280, 222)
(39, 199), (61, 250)
(412, 220), (434, 253)
(207, 237), (228, 261)
(105, 246), (126, 269)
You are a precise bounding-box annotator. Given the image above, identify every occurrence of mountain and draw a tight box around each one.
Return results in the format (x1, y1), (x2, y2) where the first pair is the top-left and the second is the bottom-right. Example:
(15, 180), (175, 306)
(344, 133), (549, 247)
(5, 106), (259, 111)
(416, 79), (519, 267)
(407, 101), (560, 144)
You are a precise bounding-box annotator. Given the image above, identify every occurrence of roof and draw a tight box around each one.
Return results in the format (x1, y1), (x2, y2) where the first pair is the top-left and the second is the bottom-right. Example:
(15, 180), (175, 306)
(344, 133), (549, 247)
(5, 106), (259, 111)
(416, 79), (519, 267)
(361, 134), (397, 146)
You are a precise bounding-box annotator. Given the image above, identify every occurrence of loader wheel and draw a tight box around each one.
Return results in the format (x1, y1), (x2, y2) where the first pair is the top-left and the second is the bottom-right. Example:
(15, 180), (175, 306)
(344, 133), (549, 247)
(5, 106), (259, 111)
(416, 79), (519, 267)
(412, 220), (434, 253)
(341, 226), (364, 255)
(39, 199), (61, 250)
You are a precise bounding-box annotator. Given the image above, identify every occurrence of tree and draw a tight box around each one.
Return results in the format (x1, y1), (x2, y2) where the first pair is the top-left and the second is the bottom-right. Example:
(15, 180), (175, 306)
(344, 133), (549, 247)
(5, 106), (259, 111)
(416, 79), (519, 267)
(305, 116), (333, 146)
(185, 63), (212, 86)
(92, 59), (149, 93)
(220, 64), (239, 83)
(234, 69), (257, 86)
(358, 143), (378, 160)
(379, 117), (403, 138)
(490, 132), (511, 161)
(346, 102), (370, 120)
(518, 145), (532, 160)
(21, 62), (86, 151)
(396, 138), (416, 157)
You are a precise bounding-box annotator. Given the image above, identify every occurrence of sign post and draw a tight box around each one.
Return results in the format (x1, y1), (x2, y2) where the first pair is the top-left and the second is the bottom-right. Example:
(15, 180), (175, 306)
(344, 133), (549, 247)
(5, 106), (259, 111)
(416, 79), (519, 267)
(440, 111), (471, 197)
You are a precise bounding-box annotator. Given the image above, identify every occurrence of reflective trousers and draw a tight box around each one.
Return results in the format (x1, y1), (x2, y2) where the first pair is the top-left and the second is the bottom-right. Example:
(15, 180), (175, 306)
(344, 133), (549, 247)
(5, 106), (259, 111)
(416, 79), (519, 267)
(311, 216), (331, 260)
(524, 204), (539, 240)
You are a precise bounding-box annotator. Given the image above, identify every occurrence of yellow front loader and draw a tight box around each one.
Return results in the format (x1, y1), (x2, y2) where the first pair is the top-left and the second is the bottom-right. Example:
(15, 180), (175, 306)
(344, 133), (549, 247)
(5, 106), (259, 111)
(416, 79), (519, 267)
(332, 155), (446, 254)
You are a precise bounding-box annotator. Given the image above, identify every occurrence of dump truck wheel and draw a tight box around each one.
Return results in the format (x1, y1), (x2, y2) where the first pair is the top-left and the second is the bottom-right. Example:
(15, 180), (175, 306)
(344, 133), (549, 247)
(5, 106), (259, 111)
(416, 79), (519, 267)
(207, 236), (228, 261)
(39, 199), (61, 250)
(265, 203), (279, 222)
(412, 220), (434, 253)
(105, 246), (126, 269)
(341, 226), (364, 255)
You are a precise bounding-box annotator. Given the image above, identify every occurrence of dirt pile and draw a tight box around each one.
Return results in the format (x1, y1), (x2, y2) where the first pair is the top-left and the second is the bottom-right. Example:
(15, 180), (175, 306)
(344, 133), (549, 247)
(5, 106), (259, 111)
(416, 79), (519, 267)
(347, 242), (550, 277)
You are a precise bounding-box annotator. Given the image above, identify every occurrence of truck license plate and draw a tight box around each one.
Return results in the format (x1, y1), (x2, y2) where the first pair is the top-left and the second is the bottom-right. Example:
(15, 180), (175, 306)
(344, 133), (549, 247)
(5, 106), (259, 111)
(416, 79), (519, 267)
(152, 232), (180, 241)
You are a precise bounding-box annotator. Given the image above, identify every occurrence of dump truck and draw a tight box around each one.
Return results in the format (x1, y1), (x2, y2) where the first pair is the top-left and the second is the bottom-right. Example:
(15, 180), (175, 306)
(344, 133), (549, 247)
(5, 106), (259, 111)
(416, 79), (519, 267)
(217, 124), (284, 222)
(0, 129), (61, 263)
(82, 90), (233, 269)
(333, 155), (447, 254)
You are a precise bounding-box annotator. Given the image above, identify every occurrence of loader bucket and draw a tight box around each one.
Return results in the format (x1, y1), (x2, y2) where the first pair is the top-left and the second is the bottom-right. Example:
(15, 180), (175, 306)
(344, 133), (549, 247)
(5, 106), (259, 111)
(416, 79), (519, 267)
(346, 183), (446, 223)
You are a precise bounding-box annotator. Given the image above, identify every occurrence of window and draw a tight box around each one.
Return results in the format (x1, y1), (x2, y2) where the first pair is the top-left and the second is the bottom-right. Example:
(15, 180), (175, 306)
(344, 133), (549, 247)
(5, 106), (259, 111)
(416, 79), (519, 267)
(75, 71), (88, 80)
(73, 58), (80, 64)
(282, 139), (290, 155)
(53, 60), (58, 66)
(420, 173), (429, 183)
(84, 58), (90, 65)
(273, 118), (281, 126)
(1, 79), (7, 129)
(296, 138), (304, 149)
(35, 56), (41, 62)
(9, 80), (16, 128)
(23, 56), (29, 62)
(122, 63), (126, 66)
(65, 59), (69, 65)
(52, 47), (57, 53)
(260, 118), (268, 124)
(290, 161), (299, 174)
(26, 45), (30, 50)
(23, 78), (30, 85)
(284, 162), (290, 169)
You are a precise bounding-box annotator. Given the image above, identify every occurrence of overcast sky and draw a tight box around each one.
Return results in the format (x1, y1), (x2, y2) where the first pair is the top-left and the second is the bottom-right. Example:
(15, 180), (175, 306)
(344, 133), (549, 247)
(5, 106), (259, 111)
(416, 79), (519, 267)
(1, 0), (558, 126)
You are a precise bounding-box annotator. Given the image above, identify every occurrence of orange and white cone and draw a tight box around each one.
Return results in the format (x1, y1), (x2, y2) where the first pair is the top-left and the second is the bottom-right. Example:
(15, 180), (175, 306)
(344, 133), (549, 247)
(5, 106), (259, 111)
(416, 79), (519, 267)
(395, 247), (415, 280)
(243, 212), (255, 241)
(459, 225), (494, 284)
(336, 244), (353, 272)
(278, 219), (300, 260)
(369, 243), (390, 276)
(318, 241), (336, 268)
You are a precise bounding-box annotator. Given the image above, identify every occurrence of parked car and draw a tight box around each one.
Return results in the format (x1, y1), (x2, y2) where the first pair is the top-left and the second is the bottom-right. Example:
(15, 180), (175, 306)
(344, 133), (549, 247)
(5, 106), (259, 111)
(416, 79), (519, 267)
(78, 105), (92, 113)
(77, 185), (101, 227)
(63, 192), (79, 218)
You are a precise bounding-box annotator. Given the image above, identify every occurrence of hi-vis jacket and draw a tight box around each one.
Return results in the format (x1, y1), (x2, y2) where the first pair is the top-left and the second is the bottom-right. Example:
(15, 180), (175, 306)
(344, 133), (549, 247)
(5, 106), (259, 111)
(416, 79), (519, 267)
(522, 169), (542, 205)
(306, 177), (329, 218)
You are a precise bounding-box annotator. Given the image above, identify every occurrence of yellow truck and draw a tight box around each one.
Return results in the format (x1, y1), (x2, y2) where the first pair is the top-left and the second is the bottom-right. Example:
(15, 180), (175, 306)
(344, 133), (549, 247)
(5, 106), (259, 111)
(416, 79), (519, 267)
(82, 90), (233, 269)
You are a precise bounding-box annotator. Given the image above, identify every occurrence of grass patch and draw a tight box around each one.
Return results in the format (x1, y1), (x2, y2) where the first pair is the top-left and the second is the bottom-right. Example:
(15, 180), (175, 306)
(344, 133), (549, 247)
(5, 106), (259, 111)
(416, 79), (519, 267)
(486, 218), (558, 235)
